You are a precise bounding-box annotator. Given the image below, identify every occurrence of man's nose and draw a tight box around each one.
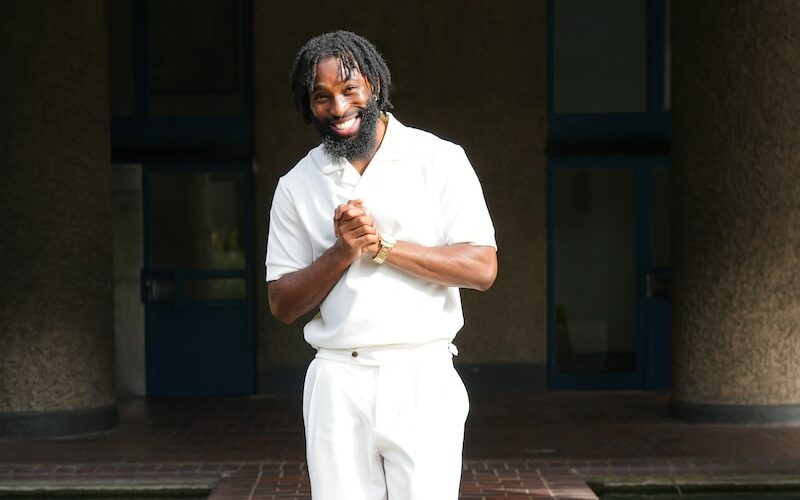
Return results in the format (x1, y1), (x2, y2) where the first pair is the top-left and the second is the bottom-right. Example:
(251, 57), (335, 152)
(331, 95), (348, 118)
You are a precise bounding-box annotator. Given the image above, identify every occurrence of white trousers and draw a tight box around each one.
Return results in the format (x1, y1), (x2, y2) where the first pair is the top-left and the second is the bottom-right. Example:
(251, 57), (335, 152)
(302, 341), (469, 500)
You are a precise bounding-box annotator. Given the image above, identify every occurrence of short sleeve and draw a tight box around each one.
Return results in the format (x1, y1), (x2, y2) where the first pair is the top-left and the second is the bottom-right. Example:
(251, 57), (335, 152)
(438, 145), (497, 249)
(265, 179), (313, 281)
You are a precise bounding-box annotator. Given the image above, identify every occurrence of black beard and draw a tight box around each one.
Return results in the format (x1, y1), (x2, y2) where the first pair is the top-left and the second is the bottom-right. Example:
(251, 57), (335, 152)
(311, 98), (380, 163)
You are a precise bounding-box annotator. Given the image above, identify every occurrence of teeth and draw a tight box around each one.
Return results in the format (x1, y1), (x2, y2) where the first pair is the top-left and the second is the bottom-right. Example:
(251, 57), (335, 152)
(334, 117), (357, 130)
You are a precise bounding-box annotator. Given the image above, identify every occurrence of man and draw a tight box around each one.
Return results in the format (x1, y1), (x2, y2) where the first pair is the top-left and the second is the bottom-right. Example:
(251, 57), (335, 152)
(265, 30), (497, 500)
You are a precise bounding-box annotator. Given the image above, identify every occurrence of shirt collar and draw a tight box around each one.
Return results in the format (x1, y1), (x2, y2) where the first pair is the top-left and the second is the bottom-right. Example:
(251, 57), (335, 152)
(314, 113), (406, 175)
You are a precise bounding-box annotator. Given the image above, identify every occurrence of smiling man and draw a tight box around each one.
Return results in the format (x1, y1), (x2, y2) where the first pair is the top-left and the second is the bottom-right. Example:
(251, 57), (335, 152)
(265, 31), (497, 500)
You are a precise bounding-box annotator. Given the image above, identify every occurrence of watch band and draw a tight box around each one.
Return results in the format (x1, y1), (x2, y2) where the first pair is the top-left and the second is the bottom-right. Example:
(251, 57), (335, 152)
(372, 234), (396, 264)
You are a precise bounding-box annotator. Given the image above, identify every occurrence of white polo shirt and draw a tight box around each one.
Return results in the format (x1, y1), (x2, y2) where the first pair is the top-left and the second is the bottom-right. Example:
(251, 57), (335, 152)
(265, 114), (496, 349)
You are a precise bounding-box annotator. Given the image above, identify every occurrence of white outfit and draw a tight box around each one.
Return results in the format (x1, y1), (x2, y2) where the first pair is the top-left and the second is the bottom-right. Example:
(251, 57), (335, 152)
(304, 341), (468, 500)
(265, 114), (496, 499)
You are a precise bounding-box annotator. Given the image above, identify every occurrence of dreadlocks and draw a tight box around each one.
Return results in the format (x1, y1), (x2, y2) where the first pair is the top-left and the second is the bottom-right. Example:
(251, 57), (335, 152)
(290, 31), (393, 124)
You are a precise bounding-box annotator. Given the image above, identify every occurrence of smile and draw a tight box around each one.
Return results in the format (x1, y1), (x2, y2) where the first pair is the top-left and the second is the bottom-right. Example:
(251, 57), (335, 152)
(329, 115), (360, 136)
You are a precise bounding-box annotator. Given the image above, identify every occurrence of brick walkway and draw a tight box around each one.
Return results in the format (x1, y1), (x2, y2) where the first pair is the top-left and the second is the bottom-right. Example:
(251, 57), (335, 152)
(2, 392), (800, 499)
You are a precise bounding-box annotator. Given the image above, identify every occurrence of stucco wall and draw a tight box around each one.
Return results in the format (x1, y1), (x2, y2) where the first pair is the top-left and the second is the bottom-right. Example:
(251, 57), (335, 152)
(0, 1), (115, 412)
(253, 0), (547, 369)
(671, 0), (800, 405)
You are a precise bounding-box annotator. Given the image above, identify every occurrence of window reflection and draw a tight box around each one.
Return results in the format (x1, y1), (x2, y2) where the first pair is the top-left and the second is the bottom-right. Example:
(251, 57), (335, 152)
(150, 171), (245, 271)
(554, 168), (637, 373)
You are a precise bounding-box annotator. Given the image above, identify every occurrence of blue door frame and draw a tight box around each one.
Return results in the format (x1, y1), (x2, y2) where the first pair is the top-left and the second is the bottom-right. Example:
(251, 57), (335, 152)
(546, 156), (670, 390)
(142, 162), (255, 395)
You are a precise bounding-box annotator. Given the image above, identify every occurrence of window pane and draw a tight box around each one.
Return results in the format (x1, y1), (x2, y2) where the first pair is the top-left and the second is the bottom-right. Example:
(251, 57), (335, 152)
(184, 278), (246, 301)
(146, 0), (241, 116)
(553, 0), (647, 113)
(554, 168), (636, 373)
(150, 171), (246, 271)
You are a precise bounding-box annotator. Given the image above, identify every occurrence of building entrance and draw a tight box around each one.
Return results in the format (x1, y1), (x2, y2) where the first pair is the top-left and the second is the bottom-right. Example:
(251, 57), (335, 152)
(546, 0), (671, 389)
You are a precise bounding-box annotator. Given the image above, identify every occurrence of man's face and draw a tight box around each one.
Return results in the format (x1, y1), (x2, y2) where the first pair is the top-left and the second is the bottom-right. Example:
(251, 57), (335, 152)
(309, 57), (379, 162)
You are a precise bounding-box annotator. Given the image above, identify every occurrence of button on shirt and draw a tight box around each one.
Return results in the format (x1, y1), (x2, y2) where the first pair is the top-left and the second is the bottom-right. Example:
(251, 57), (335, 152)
(265, 114), (496, 349)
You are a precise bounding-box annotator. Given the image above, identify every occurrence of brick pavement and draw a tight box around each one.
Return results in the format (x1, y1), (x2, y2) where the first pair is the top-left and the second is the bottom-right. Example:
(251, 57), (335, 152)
(2, 392), (800, 499)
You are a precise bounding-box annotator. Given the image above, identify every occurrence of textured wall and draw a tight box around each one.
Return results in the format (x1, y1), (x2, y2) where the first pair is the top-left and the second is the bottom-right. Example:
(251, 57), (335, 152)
(253, 0), (547, 367)
(0, 1), (115, 411)
(671, 0), (800, 405)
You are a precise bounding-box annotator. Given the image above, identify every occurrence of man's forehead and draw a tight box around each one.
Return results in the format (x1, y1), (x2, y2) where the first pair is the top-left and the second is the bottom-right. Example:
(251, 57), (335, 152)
(312, 57), (364, 87)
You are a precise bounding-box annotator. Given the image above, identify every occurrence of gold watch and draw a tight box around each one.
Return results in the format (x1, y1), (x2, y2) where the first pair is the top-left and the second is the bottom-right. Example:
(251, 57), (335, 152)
(372, 234), (396, 264)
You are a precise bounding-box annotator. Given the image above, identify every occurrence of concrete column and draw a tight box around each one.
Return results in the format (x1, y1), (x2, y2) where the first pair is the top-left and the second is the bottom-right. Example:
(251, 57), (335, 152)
(671, 1), (800, 422)
(0, 1), (117, 436)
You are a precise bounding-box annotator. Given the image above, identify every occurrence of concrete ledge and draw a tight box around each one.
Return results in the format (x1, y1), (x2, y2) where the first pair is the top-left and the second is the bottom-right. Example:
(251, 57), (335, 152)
(0, 478), (214, 497)
(588, 474), (800, 496)
(669, 399), (800, 424)
(0, 405), (118, 438)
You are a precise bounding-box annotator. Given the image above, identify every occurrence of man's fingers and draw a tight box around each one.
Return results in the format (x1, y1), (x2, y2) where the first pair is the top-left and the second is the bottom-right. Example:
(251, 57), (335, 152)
(339, 207), (368, 223)
(335, 199), (363, 215)
(335, 226), (378, 257)
(354, 233), (380, 251)
(334, 203), (355, 235)
(333, 200), (369, 238)
(339, 214), (374, 230)
(334, 200), (365, 223)
(333, 203), (348, 223)
(339, 222), (376, 241)
(350, 224), (377, 239)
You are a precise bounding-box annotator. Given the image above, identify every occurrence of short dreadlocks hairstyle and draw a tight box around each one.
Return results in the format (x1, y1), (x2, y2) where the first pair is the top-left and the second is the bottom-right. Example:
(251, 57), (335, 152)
(290, 30), (393, 124)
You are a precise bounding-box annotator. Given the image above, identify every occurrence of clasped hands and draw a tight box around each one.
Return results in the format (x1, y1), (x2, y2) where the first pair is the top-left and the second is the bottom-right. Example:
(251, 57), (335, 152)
(333, 199), (381, 261)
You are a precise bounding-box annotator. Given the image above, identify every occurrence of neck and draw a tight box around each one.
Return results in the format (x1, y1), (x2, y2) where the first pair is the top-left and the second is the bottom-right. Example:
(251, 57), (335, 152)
(351, 113), (389, 174)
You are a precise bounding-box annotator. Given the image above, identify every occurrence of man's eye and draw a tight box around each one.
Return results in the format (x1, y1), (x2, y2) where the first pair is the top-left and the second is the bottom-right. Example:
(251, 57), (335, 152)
(313, 95), (328, 102)
(345, 86), (358, 92)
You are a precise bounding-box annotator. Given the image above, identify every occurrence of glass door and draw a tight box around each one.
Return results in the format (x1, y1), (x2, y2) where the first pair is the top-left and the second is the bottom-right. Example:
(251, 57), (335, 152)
(547, 158), (669, 389)
(142, 163), (254, 395)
